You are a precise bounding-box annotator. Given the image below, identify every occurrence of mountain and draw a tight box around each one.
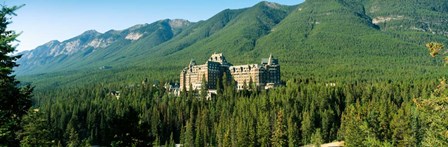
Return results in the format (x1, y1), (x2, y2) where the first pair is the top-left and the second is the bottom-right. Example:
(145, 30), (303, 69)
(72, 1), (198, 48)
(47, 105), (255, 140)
(139, 2), (297, 65)
(16, 1), (448, 90)
(16, 19), (191, 75)
(364, 0), (448, 34)
(141, 0), (448, 79)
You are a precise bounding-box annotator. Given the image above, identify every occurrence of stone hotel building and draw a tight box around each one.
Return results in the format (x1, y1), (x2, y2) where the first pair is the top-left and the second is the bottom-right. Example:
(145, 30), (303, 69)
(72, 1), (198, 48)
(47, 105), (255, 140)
(180, 53), (280, 92)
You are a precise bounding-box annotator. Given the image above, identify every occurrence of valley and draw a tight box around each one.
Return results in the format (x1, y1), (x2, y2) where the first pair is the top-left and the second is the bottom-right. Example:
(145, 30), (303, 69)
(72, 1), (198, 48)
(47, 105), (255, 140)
(3, 0), (448, 146)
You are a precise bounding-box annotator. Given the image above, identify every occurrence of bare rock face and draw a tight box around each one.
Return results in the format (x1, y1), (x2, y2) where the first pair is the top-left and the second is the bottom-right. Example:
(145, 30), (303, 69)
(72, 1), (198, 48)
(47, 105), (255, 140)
(168, 19), (191, 29)
(372, 15), (405, 24)
(125, 33), (143, 40)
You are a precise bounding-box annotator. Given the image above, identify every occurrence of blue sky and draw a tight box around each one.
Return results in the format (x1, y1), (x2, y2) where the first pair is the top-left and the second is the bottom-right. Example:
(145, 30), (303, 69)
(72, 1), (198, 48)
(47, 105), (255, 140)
(5, 0), (304, 52)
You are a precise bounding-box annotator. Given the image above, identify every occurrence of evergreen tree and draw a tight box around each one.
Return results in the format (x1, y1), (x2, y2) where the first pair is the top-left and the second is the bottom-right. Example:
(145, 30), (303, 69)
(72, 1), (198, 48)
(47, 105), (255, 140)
(66, 125), (80, 147)
(287, 116), (297, 147)
(242, 80), (248, 91)
(195, 120), (203, 147)
(188, 83), (194, 100)
(300, 111), (313, 144)
(182, 79), (188, 98)
(339, 105), (365, 146)
(168, 133), (175, 147)
(249, 77), (254, 91)
(272, 109), (286, 147)
(18, 110), (53, 146)
(418, 42), (448, 146)
(216, 77), (222, 96)
(390, 104), (414, 146)
(184, 121), (194, 146)
(222, 129), (231, 147)
(200, 74), (208, 100)
(0, 5), (33, 146)
(222, 73), (228, 88)
(310, 128), (322, 147)
(415, 97), (448, 146)
(257, 112), (270, 147)
(236, 119), (249, 147)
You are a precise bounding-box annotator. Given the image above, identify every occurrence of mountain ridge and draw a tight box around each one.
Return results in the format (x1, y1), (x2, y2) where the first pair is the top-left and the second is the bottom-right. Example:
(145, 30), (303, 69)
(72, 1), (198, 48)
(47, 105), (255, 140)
(16, 19), (192, 75)
(15, 0), (448, 90)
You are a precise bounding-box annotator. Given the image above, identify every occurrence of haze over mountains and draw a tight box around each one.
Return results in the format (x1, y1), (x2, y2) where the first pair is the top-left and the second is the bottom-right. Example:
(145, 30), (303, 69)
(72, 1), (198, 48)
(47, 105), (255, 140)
(16, 0), (448, 88)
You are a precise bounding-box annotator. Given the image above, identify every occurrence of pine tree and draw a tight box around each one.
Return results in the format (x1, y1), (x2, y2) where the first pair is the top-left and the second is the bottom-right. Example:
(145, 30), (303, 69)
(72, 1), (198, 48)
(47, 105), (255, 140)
(188, 83), (194, 100)
(182, 80), (188, 98)
(66, 125), (79, 147)
(184, 121), (194, 146)
(216, 78), (222, 96)
(180, 124), (186, 145)
(248, 76), (255, 92)
(195, 120), (203, 147)
(310, 128), (322, 147)
(152, 134), (160, 146)
(339, 104), (369, 146)
(222, 73), (228, 88)
(236, 119), (249, 147)
(242, 80), (248, 91)
(17, 110), (53, 146)
(200, 74), (208, 100)
(0, 5), (33, 146)
(168, 133), (175, 147)
(287, 116), (297, 147)
(272, 109), (286, 147)
(222, 128), (231, 147)
(414, 97), (448, 146)
(257, 112), (270, 147)
(390, 104), (414, 146)
(300, 111), (313, 144)
(418, 42), (448, 146)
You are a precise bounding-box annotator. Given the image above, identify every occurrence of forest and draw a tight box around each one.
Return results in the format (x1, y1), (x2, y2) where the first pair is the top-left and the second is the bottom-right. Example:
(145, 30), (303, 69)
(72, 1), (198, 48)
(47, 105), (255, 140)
(13, 43), (448, 146)
(1, 1), (448, 146)
(14, 76), (447, 146)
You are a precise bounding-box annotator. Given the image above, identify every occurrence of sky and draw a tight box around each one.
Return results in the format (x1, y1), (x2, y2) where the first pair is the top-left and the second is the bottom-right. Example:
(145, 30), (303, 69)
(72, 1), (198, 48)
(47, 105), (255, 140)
(4, 0), (304, 52)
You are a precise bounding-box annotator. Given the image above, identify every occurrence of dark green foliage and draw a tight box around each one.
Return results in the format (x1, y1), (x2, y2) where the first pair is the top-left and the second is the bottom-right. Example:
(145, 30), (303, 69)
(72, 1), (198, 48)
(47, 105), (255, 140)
(11, 1), (448, 146)
(18, 110), (53, 146)
(311, 128), (323, 147)
(200, 75), (208, 100)
(415, 96), (448, 146)
(17, 77), (441, 146)
(0, 5), (32, 146)
(271, 109), (287, 147)
(413, 42), (448, 146)
(287, 116), (298, 147)
(390, 103), (415, 146)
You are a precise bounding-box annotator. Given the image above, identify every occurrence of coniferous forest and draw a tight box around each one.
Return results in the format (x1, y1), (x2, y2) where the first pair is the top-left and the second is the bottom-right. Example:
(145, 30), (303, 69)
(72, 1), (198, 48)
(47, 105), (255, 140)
(1, 1), (448, 147)
(16, 77), (447, 146)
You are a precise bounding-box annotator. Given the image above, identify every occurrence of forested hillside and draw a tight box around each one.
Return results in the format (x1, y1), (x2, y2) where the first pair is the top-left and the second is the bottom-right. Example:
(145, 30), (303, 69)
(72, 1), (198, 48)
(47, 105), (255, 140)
(16, 0), (448, 90)
(8, 0), (448, 146)
(20, 78), (440, 146)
